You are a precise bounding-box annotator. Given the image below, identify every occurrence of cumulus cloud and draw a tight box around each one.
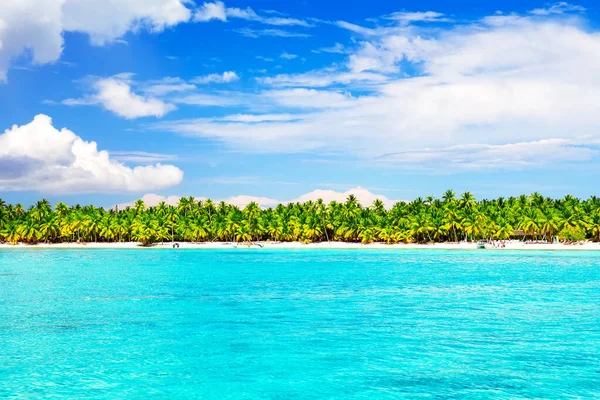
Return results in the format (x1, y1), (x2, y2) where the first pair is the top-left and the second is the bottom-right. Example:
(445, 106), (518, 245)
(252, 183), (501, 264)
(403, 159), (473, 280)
(226, 195), (280, 208)
(0, 0), (64, 81)
(292, 187), (397, 208)
(116, 193), (183, 209)
(0, 0), (191, 80)
(116, 187), (396, 210)
(194, 1), (227, 22)
(61, 0), (191, 45)
(63, 76), (176, 119)
(116, 193), (279, 209)
(0, 115), (183, 193)
(93, 78), (176, 118)
(192, 71), (239, 84)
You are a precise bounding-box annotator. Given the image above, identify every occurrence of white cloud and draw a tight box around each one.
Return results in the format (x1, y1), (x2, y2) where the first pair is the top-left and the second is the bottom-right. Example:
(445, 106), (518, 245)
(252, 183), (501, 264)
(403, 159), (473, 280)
(0, 115), (183, 193)
(171, 93), (246, 107)
(378, 139), (597, 171)
(258, 16), (311, 27)
(116, 193), (184, 209)
(225, 195), (280, 208)
(335, 21), (379, 36)
(117, 187), (396, 210)
(263, 89), (358, 109)
(312, 43), (347, 54)
(61, 0), (191, 45)
(141, 77), (196, 96)
(385, 11), (450, 24)
(156, 12), (600, 173)
(0, 0), (64, 82)
(193, 1), (227, 22)
(110, 151), (179, 163)
(336, 12), (449, 37)
(116, 193), (280, 209)
(334, 21), (404, 37)
(529, 2), (585, 16)
(64, 77), (176, 119)
(280, 52), (298, 60)
(192, 71), (239, 84)
(235, 28), (311, 38)
(0, 0), (191, 80)
(220, 114), (301, 122)
(194, 1), (311, 27)
(292, 187), (396, 208)
(260, 69), (388, 87)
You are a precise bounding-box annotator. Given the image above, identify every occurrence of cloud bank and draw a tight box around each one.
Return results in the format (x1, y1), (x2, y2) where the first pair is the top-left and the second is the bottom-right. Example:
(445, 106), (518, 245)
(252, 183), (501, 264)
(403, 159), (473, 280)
(116, 187), (397, 209)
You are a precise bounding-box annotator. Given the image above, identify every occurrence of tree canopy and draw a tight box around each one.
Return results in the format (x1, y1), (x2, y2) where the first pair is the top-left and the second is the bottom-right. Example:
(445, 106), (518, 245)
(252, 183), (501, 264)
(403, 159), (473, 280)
(1, 192), (599, 245)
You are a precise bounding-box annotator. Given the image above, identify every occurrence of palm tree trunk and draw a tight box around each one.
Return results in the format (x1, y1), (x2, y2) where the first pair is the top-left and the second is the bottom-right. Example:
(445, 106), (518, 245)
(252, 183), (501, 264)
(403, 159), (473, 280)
(322, 215), (329, 243)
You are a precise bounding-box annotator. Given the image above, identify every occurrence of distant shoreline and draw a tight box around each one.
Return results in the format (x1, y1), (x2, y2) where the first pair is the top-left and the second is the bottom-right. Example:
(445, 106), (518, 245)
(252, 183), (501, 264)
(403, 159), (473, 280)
(2, 241), (600, 251)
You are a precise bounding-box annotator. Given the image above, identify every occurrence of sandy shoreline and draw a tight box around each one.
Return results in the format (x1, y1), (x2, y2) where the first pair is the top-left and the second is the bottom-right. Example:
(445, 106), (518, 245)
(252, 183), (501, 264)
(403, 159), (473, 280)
(1, 241), (600, 251)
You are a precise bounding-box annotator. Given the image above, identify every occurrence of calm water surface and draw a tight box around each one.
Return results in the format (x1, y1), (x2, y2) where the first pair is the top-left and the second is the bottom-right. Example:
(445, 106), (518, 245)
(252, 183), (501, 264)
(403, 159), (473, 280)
(1, 249), (599, 399)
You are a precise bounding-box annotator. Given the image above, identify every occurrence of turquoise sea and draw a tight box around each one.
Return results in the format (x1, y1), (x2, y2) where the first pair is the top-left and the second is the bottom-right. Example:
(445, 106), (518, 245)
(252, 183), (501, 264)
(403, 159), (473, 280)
(1, 249), (599, 399)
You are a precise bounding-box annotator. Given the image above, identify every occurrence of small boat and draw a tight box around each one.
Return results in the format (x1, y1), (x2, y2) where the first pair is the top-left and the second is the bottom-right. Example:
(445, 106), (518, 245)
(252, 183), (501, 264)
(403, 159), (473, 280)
(476, 241), (486, 249)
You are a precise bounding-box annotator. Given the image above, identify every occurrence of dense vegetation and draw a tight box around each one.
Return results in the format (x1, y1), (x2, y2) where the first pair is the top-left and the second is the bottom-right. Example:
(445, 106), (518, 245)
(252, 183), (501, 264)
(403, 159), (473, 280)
(1, 191), (600, 245)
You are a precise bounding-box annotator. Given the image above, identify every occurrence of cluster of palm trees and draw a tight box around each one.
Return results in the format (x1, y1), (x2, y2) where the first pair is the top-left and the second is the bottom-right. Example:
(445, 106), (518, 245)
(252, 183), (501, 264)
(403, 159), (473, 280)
(1, 191), (599, 245)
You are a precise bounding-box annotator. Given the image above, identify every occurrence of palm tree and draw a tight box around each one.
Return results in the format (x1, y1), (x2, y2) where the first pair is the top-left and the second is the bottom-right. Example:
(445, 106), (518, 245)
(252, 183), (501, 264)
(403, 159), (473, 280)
(165, 206), (178, 242)
(2, 192), (600, 246)
(443, 204), (461, 242)
(442, 190), (456, 204)
(315, 199), (330, 242)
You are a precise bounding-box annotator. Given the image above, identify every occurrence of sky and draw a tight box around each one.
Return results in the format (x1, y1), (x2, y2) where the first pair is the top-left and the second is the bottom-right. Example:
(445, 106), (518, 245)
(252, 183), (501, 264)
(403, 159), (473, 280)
(1, 0), (600, 208)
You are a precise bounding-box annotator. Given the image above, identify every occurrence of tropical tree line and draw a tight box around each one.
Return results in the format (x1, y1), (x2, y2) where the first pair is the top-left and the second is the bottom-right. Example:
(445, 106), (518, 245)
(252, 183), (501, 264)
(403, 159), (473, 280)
(1, 191), (600, 245)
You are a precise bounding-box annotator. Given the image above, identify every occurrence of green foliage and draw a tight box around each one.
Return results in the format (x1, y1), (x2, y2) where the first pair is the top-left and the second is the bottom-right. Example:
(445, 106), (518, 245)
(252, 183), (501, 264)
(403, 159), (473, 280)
(0, 192), (599, 245)
(558, 226), (586, 242)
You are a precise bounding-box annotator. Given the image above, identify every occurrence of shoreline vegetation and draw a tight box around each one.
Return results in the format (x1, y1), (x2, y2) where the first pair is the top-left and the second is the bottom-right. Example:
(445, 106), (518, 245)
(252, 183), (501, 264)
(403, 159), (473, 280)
(2, 241), (600, 251)
(1, 191), (600, 248)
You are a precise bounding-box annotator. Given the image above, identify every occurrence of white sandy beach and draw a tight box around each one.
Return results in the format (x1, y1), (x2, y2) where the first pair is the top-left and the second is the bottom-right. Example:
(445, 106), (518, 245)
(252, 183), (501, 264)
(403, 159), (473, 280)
(1, 241), (600, 251)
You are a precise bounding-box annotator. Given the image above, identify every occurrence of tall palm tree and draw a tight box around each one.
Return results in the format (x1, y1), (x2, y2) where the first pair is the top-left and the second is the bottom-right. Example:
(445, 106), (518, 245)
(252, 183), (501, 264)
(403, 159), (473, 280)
(2, 192), (600, 246)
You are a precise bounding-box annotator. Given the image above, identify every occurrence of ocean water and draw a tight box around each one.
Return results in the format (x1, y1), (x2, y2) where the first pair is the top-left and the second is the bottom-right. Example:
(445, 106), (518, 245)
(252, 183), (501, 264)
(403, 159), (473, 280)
(1, 249), (599, 399)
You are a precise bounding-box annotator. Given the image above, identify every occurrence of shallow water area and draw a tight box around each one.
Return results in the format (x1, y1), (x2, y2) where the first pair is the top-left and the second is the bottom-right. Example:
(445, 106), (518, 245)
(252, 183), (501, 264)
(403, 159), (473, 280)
(1, 249), (599, 399)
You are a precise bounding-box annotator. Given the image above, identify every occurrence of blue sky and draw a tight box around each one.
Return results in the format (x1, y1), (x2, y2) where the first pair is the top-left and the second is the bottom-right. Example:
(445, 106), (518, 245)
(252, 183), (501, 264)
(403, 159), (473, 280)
(1, 0), (600, 207)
